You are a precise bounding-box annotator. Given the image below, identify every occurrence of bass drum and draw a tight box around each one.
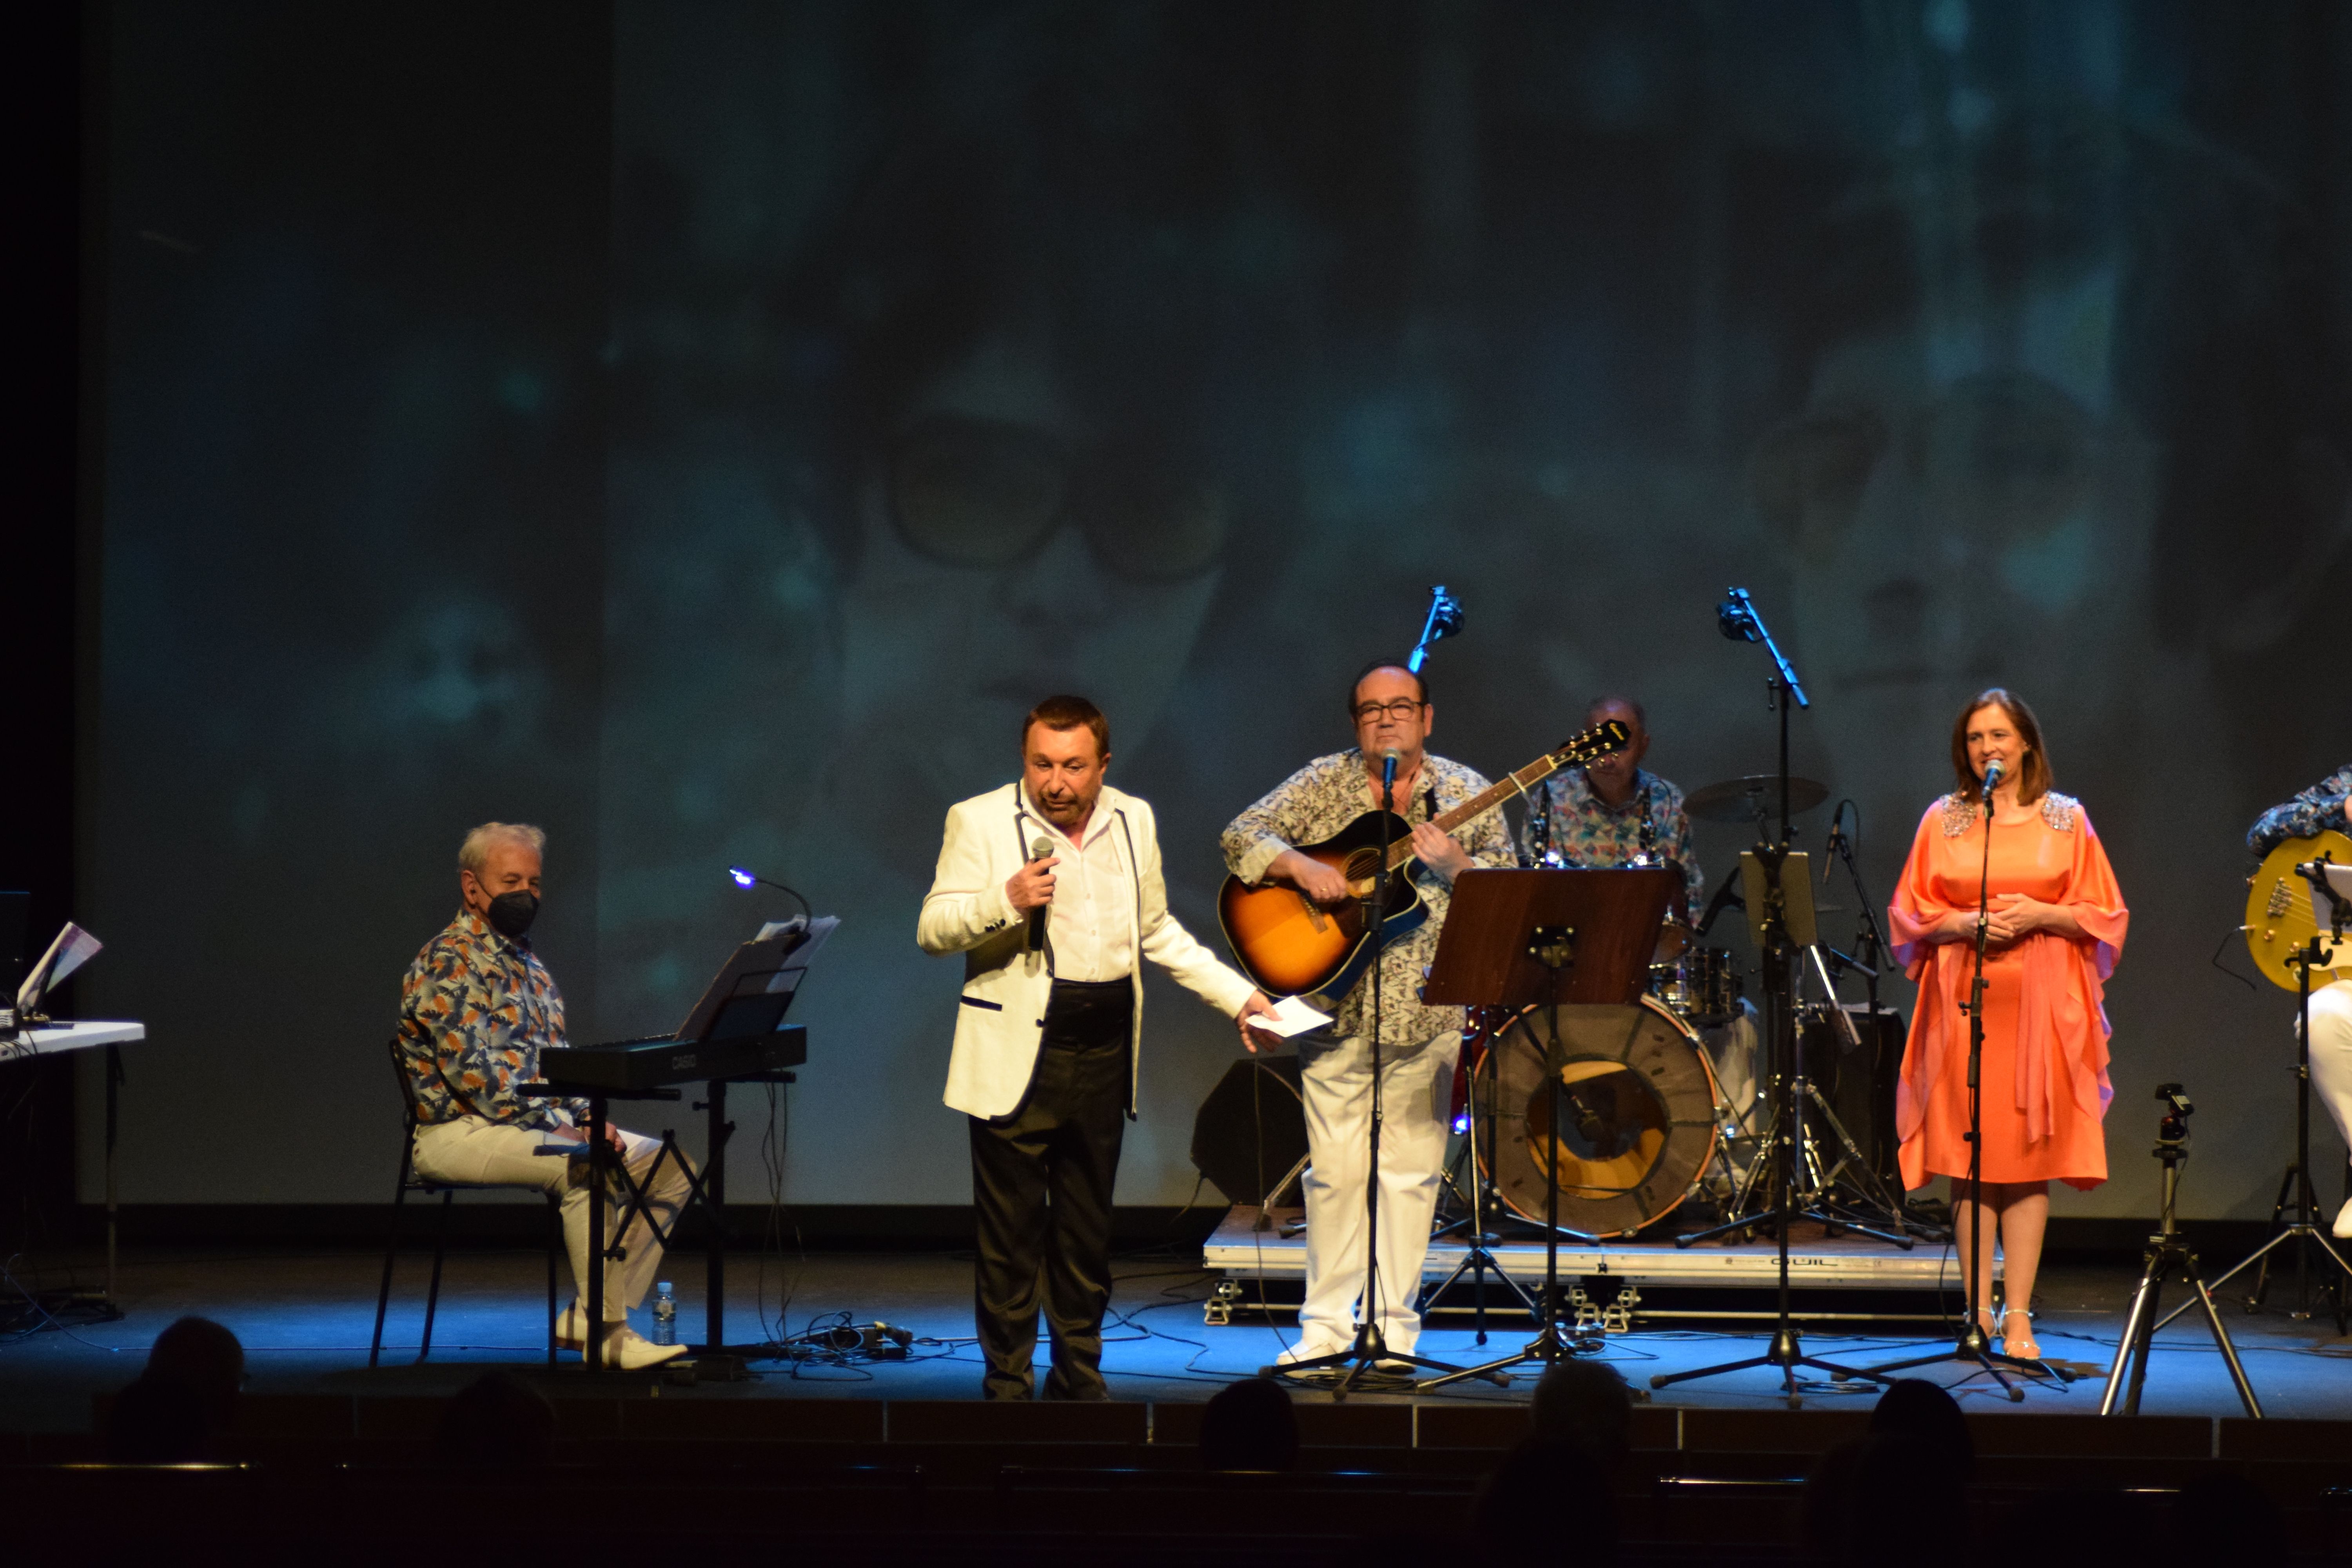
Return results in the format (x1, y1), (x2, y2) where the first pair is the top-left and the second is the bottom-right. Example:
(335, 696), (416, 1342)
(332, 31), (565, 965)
(1473, 996), (1722, 1238)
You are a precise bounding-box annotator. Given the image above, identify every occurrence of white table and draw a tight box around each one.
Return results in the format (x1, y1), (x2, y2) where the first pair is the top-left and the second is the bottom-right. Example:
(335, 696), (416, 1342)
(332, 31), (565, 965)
(2, 1020), (146, 1309)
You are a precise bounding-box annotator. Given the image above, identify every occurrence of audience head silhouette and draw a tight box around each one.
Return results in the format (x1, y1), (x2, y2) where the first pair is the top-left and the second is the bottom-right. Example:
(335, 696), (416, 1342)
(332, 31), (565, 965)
(1529, 1357), (1634, 1465)
(436, 1370), (558, 1468)
(103, 1316), (245, 1464)
(1198, 1376), (1298, 1472)
(1868, 1377), (1973, 1475)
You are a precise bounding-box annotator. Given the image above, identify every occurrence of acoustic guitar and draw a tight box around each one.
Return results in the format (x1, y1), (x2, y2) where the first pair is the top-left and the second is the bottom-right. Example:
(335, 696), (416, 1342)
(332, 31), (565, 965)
(2244, 830), (2351, 991)
(1216, 720), (1630, 999)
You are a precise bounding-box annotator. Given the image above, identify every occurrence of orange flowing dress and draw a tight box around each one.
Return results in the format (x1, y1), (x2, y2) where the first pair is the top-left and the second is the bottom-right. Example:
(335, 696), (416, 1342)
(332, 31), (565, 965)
(1888, 791), (2128, 1192)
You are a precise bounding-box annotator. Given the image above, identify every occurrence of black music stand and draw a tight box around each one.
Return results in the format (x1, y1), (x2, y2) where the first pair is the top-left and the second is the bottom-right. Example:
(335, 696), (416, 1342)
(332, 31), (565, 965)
(1419, 866), (1675, 1389)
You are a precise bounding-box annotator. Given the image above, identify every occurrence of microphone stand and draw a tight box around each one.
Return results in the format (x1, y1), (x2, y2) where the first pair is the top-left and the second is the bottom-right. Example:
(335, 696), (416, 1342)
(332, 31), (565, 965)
(1273, 749), (1467, 1394)
(1652, 590), (1881, 1406)
(1855, 769), (2069, 1394)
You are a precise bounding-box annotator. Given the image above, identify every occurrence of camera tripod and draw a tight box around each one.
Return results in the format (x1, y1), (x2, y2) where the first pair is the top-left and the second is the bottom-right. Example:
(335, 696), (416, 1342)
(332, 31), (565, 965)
(2098, 1083), (2261, 1417)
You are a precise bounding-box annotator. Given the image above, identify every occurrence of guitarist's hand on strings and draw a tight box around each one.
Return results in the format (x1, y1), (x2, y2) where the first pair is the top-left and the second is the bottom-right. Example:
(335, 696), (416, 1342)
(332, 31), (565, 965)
(1407, 821), (1474, 880)
(1273, 849), (1349, 905)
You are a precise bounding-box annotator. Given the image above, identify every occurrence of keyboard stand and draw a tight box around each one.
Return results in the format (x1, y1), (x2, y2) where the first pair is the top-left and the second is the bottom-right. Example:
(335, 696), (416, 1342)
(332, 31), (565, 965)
(517, 1068), (798, 1371)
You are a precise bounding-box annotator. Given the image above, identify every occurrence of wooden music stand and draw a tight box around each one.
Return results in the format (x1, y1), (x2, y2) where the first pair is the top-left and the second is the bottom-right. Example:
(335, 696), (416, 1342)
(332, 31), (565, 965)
(1419, 868), (1674, 1388)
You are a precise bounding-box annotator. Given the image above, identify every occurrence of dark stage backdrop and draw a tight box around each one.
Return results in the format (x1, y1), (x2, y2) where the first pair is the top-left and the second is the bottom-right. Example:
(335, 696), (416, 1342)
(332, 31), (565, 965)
(84, 1), (2352, 1221)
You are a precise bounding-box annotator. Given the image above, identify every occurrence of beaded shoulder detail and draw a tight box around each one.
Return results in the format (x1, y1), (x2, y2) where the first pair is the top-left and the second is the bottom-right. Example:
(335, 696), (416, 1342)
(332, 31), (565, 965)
(1938, 793), (1976, 838)
(1940, 789), (2079, 836)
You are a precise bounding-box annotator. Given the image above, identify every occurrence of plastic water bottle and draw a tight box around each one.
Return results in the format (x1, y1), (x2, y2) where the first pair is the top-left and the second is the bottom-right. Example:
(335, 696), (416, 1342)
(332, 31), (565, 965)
(652, 1281), (676, 1346)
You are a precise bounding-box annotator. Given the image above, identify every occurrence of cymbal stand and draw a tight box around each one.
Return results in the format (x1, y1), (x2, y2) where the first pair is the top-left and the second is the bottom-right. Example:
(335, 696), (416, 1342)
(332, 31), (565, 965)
(1422, 1009), (1541, 1344)
(1851, 776), (2069, 1397)
(1269, 765), (1470, 1395)
(1651, 590), (1881, 1406)
(1421, 933), (1604, 1389)
(2161, 901), (2352, 1334)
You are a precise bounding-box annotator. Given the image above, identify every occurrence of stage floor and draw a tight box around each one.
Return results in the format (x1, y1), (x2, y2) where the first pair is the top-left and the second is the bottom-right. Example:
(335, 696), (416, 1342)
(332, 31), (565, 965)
(6, 1238), (2352, 1431)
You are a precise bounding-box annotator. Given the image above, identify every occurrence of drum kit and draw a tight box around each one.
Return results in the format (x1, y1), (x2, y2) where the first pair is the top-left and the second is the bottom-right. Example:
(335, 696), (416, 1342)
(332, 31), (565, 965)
(1447, 768), (1864, 1242)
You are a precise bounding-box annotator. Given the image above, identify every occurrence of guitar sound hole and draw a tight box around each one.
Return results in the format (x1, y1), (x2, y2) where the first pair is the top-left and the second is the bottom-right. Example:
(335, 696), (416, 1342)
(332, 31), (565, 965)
(1342, 851), (1380, 885)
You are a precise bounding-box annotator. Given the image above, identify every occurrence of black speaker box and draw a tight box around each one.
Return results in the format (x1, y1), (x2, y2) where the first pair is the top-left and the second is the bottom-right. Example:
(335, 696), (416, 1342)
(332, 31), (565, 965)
(1190, 1056), (1307, 1206)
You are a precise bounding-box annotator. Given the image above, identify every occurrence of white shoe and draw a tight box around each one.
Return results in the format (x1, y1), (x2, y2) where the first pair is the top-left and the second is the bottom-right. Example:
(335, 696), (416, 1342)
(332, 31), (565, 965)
(2334, 1196), (2352, 1240)
(604, 1326), (690, 1371)
(556, 1303), (688, 1369)
(1274, 1336), (1347, 1368)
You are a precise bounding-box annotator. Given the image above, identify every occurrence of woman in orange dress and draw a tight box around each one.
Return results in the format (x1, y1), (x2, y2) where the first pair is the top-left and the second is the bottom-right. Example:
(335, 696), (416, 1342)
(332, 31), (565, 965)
(1888, 688), (2127, 1359)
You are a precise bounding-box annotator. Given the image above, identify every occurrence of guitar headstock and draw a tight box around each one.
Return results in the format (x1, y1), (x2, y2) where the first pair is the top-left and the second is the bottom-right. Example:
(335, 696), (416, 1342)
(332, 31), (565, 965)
(1550, 719), (1631, 766)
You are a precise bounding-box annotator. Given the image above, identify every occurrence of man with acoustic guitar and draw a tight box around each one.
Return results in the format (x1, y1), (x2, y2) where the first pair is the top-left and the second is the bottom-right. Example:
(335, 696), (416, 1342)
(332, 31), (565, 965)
(2249, 765), (2352, 1238)
(1221, 662), (1514, 1370)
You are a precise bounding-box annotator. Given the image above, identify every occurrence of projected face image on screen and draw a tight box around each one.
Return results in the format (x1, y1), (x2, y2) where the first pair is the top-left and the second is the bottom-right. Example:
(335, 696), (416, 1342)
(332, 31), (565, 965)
(91, 0), (2352, 1214)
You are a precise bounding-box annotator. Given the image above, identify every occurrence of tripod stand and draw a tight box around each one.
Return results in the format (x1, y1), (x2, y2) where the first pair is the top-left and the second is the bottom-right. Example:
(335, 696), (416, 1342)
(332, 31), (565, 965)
(1421, 1009), (1542, 1344)
(1265, 755), (1468, 1395)
(2164, 905), (2352, 1334)
(1650, 590), (1880, 1407)
(2098, 1083), (2261, 1416)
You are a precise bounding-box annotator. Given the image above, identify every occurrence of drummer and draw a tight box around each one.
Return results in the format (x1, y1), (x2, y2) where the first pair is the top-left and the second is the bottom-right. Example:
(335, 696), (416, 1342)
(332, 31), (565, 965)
(1523, 697), (1757, 1132)
(1523, 696), (1705, 918)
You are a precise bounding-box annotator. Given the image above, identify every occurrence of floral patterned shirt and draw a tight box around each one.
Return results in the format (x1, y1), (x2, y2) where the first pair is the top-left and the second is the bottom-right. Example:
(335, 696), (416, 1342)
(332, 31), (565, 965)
(397, 909), (587, 1128)
(1521, 766), (1705, 914)
(1221, 749), (1514, 1047)
(2249, 766), (2352, 856)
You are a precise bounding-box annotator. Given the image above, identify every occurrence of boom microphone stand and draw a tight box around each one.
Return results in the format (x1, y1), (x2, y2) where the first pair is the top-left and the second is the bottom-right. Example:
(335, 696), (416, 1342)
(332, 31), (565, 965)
(1269, 750), (1467, 1394)
(1651, 590), (1880, 1406)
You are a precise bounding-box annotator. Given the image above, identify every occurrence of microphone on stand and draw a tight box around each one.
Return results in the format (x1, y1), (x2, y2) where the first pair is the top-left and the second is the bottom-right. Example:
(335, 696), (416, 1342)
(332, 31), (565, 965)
(1026, 838), (1054, 953)
(1980, 757), (2006, 802)
(1381, 747), (1401, 799)
(1823, 806), (1844, 883)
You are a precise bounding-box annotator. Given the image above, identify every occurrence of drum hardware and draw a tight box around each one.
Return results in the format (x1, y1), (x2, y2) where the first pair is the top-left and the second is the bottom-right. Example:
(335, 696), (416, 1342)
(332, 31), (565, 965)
(1651, 587), (1884, 1405)
(1649, 946), (1741, 1026)
(2167, 880), (2352, 1332)
(2098, 1084), (2261, 1417)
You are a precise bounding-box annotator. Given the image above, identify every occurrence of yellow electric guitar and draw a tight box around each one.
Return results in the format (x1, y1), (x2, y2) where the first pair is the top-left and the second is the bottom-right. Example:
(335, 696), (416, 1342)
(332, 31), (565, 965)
(2244, 830), (2351, 991)
(1216, 720), (1629, 999)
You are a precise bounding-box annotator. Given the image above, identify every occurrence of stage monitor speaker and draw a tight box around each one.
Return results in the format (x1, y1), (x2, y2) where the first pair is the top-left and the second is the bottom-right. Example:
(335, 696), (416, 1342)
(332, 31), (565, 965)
(1800, 1005), (1904, 1194)
(1190, 1056), (1307, 1207)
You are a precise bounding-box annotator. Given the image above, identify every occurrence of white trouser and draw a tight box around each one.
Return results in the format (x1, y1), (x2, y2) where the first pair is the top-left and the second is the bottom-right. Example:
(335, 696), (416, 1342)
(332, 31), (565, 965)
(1296, 1030), (1461, 1354)
(2304, 979), (2352, 1160)
(411, 1112), (694, 1324)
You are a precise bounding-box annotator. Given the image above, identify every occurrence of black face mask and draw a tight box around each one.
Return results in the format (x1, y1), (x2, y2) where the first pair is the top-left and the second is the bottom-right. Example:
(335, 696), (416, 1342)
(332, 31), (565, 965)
(484, 890), (539, 940)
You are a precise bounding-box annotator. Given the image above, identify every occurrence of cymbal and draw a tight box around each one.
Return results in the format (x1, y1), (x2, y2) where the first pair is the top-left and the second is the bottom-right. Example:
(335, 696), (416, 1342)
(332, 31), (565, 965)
(1685, 774), (1829, 823)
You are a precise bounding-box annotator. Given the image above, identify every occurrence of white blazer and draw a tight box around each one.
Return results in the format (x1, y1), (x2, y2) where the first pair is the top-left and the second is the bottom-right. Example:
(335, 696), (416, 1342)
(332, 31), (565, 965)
(918, 780), (1256, 1120)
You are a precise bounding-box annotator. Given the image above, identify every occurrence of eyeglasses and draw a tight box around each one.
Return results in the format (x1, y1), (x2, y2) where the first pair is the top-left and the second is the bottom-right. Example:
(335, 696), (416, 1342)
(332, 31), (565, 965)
(1351, 699), (1425, 724)
(889, 414), (1227, 582)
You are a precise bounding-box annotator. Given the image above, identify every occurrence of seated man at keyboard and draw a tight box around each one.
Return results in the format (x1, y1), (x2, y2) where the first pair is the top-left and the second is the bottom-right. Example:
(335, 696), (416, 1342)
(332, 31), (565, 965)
(397, 821), (692, 1370)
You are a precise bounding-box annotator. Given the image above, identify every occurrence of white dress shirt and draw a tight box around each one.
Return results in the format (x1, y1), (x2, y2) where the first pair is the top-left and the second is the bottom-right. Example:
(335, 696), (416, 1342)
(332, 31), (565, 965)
(1030, 792), (1135, 983)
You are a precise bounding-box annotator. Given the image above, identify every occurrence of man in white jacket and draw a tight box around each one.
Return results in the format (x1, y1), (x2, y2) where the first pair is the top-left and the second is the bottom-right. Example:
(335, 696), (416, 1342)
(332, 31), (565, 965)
(919, 694), (1278, 1399)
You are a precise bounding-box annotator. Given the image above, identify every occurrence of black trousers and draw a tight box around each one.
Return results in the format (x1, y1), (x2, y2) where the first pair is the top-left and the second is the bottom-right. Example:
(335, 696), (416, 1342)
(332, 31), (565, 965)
(969, 978), (1133, 1401)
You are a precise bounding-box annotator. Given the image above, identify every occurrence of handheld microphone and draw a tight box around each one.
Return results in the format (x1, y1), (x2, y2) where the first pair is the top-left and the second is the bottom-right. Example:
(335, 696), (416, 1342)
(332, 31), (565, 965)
(1027, 838), (1054, 953)
(1981, 757), (2006, 801)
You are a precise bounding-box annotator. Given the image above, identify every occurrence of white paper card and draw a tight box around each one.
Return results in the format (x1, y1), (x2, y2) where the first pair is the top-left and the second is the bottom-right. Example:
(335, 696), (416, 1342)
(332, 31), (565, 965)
(1248, 994), (1334, 1039)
